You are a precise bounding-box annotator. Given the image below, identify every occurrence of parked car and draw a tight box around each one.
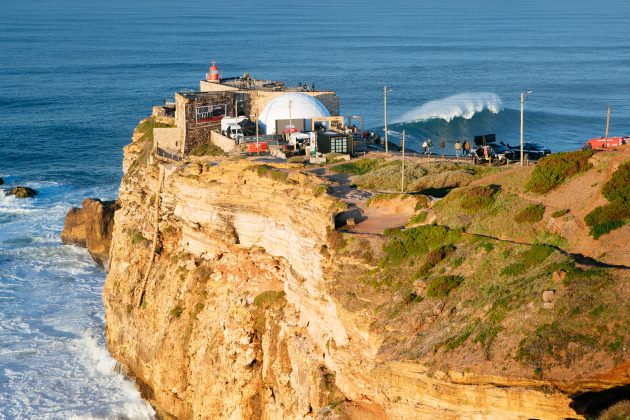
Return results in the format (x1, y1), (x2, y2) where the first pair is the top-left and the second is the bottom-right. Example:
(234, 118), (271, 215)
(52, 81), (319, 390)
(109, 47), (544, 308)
(470, 145), (507, 165)
(507, 142), (551, 160)
(489, 142), (516, 162)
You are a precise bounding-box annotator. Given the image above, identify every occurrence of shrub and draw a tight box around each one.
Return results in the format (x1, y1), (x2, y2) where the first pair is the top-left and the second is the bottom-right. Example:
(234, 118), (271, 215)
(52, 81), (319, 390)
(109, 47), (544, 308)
(602, 161), (630, 204)
(514, 204), (545, 223)
(331, 158), (381, 175)
(382, 225), (460, 265)
(525, 150), (594, 194)
(170, 306), (183, 318)
(460, 185), (498, 211)
(551, 209), (569, 218)
(585, 162), (630, 238)
(427, 275), (464, 298)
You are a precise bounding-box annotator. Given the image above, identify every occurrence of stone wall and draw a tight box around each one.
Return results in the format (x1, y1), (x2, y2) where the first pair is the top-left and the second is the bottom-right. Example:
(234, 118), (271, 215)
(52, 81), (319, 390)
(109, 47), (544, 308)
(210, 131), (238, 154)
(154, 127), (183, 152)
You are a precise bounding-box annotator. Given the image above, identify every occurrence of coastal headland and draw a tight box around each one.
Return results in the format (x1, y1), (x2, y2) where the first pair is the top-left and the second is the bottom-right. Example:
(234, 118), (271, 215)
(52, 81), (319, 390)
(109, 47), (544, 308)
(63, 70), (630, 419)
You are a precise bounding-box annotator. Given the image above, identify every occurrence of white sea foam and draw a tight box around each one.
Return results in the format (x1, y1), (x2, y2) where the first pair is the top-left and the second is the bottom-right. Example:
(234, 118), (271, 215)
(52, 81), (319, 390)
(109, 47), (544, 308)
(394, 92), (503, 123)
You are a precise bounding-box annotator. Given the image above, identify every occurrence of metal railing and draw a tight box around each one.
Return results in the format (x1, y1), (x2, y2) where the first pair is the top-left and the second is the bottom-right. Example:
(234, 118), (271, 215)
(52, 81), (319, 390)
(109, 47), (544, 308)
(156, 147), (184, 162)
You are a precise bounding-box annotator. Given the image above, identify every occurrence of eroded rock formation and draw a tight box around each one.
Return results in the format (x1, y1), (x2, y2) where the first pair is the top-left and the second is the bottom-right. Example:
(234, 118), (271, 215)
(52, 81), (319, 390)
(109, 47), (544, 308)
(9, 186), (37, 198)
(61, 198), (118, 268)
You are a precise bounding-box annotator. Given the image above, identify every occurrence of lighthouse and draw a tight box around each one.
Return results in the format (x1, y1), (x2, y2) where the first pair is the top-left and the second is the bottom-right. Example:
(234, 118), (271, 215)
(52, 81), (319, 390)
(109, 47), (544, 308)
(206, 62), (220, 82)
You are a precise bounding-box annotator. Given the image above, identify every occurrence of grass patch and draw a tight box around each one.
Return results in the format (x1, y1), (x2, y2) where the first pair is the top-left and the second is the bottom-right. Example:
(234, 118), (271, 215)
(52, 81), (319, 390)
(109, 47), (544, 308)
(427, 275), (464, 298)
(459, 185), (499, 211)
(585, 161), (630, 239)
(525, 150), (594, 194)
(189, 141), (225, 156)
(551, 209), (570, 218)
(331, 158), (381, 175)
(248, 164), (292, 184)
(516, 322), (596, 370)
(408, 211), (428, 225)
(501, 244), (554, 277)
(514, 204), (545, 223)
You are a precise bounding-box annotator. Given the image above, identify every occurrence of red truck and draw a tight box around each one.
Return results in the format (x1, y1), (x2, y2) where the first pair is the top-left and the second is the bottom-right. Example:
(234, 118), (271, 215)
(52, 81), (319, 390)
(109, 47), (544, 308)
(583, 136), (629, 149)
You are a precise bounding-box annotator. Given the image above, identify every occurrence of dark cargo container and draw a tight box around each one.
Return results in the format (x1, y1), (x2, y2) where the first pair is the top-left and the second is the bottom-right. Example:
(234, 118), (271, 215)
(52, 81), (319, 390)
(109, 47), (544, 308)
(316, 132), (353, 155)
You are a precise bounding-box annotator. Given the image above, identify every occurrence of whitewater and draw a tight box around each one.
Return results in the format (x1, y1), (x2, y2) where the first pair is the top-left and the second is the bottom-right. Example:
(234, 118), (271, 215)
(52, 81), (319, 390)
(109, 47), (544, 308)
(394, 92), (504, 124)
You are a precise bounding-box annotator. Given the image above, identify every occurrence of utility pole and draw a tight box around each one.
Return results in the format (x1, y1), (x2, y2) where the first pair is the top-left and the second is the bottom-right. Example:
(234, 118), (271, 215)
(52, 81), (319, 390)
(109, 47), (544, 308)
(384, 85), (389, 158)
(520, 91), (532, 167)
(605, 104), (611, 147)
(288, 100), (293, 141)
(401, 130), (406, 192)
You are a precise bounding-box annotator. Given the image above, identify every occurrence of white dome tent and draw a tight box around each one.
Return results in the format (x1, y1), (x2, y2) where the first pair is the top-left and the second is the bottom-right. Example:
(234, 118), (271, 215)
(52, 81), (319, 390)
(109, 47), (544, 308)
(258, 92), (330, 135)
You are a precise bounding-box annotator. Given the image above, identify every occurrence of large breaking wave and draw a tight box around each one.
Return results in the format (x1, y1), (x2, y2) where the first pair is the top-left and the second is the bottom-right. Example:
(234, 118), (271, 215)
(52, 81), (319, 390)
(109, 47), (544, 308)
(394, 92), (503, 123)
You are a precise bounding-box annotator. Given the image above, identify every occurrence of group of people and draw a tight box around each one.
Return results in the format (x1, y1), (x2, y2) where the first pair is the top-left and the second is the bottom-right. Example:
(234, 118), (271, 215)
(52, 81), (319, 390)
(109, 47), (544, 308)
(453, 140), (472, 157)
(421, 139), (472, 157)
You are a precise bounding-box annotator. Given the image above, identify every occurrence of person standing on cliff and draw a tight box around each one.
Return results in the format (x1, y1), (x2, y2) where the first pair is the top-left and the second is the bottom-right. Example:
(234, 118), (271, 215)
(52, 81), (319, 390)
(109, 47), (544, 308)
(463, 140), (471, 157)
(454, 140), (462, 160)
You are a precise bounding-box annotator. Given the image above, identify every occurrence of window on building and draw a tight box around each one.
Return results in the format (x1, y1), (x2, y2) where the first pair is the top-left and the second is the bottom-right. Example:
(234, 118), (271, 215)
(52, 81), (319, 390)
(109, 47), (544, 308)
(330, 137), (347, 154)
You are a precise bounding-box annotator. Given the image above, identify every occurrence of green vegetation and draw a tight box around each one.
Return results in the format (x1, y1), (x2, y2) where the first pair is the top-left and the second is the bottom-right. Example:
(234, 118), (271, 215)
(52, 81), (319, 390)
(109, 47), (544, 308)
(551, 209), (570, 218)
(189, 141), (225, 156)
(170, 306), (183, 318)
(363, 226), (462, 292)
(313, 184), (328, 197)
(327, 227), (347, 250)
(599, 400), (630, 420)
(331, 158), (381, 175)
(514, 204), (545, 223)
(459, 185), (499, 211)
(352, 160), (491, 192)
(130, 231), (147, 244)
(408, 211), (427, 225)
(525, 150), (594, 193)
(516, 322), (596, 371)
(252, 290), (286, 333)
(249, 164), (292, 184)
(382, 226), (461, 266)
(136, 116), (175, 143)
(366, 192), (410, 207)
(427, 275), (464, 298)
(501, 244), (554, 276)
(254, 290), (286, 307)
(415, 195), (430, 210)
(585, 161), (630, 238)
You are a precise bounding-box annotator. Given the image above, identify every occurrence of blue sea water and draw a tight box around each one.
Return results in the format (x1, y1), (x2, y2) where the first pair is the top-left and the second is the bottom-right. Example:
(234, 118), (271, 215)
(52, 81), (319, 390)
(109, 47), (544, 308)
(1, 0), (629, 417)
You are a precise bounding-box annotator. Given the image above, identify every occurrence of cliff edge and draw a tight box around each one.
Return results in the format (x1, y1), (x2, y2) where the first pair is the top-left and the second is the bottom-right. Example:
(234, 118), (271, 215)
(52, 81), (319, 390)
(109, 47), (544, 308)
(100, 120), (630, 419)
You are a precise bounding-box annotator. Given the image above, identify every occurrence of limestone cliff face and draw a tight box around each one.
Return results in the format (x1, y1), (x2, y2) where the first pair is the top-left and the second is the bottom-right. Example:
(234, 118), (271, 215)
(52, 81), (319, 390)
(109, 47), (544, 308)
(104, 141), (618, 419)
(61, 198), (118, 268)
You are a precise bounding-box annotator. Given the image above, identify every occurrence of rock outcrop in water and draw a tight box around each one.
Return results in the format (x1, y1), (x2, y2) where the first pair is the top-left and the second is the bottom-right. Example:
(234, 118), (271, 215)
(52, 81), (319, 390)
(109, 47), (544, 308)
(61, 198), (118, 268)
(99, 122), (630, 419)
(9, 186), (37, 198)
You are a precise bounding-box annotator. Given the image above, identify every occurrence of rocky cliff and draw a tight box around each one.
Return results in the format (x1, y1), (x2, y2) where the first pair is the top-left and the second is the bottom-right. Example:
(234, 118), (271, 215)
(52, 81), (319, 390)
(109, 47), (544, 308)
(101, 122), (630, 419)
(61, 198), (118, 268)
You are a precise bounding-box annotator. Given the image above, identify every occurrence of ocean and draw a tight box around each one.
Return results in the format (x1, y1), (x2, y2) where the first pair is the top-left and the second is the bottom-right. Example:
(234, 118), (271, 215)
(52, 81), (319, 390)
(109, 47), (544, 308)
(1, 0), (629, 417)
